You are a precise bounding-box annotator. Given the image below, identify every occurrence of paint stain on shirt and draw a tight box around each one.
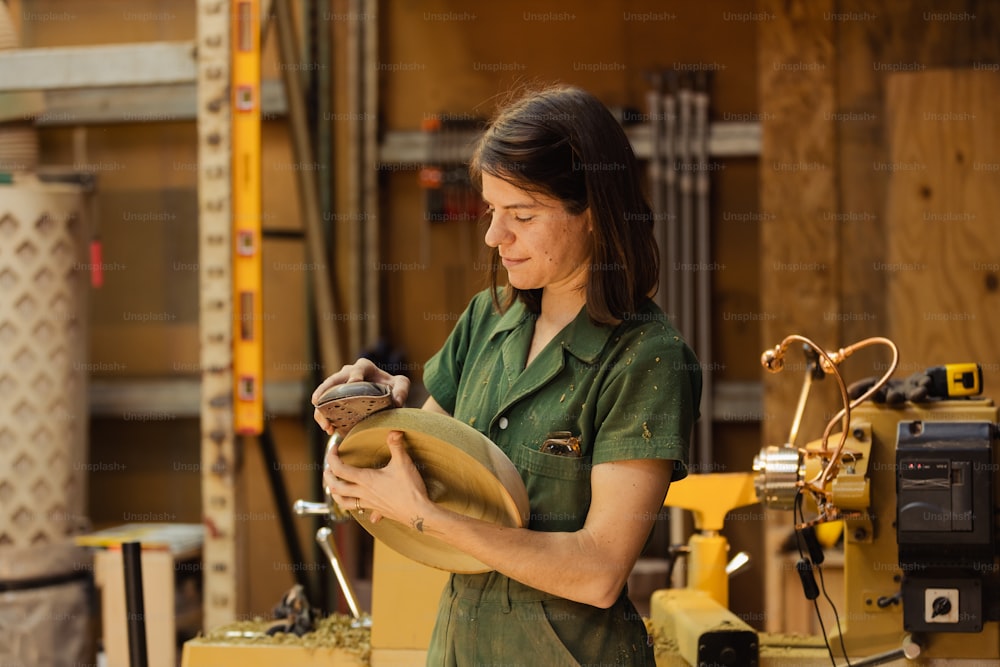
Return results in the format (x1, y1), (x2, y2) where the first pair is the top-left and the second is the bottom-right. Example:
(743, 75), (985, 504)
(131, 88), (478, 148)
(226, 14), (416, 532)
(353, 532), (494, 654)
(642, 421), (652, 440)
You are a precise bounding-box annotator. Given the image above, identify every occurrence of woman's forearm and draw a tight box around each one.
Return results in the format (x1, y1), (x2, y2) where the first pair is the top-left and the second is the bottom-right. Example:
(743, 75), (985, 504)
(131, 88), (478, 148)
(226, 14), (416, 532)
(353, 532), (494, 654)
(415, 501), (629, 608)
(405, 457), (673, 608)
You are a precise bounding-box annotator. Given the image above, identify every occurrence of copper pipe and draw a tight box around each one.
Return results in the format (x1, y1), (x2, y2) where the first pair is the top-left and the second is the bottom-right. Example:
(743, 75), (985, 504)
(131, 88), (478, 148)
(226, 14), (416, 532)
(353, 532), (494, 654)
(761, 335), (899, 508)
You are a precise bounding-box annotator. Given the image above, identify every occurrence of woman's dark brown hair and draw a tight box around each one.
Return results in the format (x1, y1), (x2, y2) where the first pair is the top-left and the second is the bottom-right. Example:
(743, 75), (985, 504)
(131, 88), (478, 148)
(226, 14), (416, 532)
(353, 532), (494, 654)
(470, 85), (658, 325)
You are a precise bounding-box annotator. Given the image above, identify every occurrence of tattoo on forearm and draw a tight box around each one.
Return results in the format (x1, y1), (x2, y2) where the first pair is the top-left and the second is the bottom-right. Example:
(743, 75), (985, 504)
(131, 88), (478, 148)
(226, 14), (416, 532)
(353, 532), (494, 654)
(411, 516), (424, 533)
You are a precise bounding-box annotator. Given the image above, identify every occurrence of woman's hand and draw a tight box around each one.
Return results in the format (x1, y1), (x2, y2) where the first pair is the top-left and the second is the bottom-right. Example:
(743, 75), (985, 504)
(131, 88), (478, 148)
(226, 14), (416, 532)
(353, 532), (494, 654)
(311, 358), (410, 435)
(323, 430), (432, 525)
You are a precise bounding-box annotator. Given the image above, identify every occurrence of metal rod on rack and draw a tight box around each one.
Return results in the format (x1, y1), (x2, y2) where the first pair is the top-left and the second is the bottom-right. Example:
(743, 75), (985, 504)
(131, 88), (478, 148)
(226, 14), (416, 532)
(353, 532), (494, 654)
(344, 0), (363, 354)
(361, 0), (379, 348)
(664, 72), (687, 590)
(259, 425), (310, 591)
(677, 81), (694, 346)
(663, 73), (679, 327)
(646, 78), (665, 310)
(274, 0), (342, 371)
(693, 72), (713, 465)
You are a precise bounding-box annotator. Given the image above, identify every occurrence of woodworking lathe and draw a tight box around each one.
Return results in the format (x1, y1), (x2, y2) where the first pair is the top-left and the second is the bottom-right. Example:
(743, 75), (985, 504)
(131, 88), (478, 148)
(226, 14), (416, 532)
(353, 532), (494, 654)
(183, 337), (1000, 666)
(746, 334), (999, 665)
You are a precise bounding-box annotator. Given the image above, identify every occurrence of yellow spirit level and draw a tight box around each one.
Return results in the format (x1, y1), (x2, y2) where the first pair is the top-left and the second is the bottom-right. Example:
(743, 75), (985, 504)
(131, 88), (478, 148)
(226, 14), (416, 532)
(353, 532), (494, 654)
(232, 0), (263, 434)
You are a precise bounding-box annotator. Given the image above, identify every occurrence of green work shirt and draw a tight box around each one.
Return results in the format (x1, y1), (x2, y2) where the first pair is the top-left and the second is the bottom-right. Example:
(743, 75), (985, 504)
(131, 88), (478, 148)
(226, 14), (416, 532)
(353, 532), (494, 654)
(422, 289), (701, 666)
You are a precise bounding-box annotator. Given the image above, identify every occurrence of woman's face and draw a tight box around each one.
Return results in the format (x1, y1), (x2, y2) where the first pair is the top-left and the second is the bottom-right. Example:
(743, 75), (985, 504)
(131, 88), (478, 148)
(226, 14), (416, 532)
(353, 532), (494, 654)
(481, 173), (592, 297)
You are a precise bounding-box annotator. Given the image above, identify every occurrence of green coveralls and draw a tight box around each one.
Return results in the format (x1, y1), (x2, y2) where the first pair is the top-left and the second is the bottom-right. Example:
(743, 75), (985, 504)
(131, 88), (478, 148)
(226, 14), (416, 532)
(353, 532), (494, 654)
(423, 289), (702, 667)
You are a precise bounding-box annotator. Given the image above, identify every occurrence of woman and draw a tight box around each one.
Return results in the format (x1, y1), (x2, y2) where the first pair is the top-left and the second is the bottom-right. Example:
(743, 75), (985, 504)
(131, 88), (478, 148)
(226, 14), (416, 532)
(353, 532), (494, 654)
(314, 85), (701, 665)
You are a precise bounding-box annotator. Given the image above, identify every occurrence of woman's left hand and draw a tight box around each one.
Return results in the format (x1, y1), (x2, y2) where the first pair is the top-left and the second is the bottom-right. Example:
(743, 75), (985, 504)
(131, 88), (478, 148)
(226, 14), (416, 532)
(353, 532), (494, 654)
(323, 430), (432, 526)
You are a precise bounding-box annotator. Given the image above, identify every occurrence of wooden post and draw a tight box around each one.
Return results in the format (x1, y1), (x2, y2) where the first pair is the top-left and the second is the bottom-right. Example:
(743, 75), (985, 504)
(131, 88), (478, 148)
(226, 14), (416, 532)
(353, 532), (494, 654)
(757, 0), (838, 633)
(197, 0), (240, 629)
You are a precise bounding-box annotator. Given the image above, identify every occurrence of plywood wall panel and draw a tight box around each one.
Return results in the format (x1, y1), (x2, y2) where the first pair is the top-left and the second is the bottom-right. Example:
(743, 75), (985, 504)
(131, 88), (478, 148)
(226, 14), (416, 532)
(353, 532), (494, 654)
(833, 0), (1000, 375)
(885, 70), (1000, 387)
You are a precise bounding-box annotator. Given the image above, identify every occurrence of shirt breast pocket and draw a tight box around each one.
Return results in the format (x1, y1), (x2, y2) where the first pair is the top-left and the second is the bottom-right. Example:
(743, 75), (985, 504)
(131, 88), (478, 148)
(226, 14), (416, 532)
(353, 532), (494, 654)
(514, 445), (592, 533)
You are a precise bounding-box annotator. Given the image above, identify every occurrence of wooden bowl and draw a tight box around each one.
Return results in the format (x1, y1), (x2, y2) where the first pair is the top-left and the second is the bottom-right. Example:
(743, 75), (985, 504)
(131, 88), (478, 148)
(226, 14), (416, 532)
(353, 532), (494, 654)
(337, 408), (529, 573)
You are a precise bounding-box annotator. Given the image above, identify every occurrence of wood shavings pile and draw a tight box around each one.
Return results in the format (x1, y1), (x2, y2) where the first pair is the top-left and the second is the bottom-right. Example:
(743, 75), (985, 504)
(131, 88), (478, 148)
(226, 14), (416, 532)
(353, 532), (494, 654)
(194, 612), (372, 663)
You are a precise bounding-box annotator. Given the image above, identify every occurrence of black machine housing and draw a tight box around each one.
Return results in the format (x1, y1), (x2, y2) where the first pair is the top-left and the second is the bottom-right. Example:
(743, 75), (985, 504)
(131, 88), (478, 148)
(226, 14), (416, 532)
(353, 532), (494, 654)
(895, 420), (997, 633)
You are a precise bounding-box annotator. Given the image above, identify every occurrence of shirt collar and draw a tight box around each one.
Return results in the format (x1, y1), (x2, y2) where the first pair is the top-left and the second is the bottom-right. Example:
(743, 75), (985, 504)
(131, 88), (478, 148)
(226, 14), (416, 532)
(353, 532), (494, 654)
(558, 305), (614, 364)
(488, 298), (616, 365)
(489, 298), (530, 339)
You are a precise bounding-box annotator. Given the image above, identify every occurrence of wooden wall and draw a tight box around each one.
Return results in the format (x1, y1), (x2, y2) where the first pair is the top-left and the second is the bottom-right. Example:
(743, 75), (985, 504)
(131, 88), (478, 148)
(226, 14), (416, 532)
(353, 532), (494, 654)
(886, 70), (1000, 395)
(758, 0), (1000, 632)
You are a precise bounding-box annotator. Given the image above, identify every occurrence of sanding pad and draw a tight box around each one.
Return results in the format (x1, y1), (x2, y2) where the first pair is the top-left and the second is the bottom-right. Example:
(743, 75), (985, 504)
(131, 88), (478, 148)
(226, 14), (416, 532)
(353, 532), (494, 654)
(315, 382), (394, 434)
(337, 408), (530, 573)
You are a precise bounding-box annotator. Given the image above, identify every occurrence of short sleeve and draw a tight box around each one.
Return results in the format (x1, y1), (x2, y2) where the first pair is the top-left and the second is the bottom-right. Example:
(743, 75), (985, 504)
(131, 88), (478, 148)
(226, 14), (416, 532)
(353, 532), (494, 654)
(422, 291), (490, 414)
(591, 332), (702, 481)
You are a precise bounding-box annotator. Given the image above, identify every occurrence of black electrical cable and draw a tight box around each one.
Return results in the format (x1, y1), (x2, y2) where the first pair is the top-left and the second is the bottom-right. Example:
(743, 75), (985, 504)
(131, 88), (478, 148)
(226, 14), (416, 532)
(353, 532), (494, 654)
(258, 424), (311, 594)
(811, 597), (836, 667)
(816, 563), (852, 665)
(795, 499), (853, 663)
(793, 492), (843, 667)
(794, 497), (836, 667)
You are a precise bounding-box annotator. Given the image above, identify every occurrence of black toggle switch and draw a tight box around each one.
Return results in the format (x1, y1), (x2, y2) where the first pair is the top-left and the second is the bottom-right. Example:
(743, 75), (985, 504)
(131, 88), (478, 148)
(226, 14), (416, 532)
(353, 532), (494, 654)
(931, 596), (952, 618)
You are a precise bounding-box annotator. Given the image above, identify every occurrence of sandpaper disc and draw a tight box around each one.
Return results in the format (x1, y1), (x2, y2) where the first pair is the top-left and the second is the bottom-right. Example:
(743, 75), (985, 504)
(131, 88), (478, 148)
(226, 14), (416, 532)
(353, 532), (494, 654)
(337, 408), (530, 573)
(314, 382), (394, 434)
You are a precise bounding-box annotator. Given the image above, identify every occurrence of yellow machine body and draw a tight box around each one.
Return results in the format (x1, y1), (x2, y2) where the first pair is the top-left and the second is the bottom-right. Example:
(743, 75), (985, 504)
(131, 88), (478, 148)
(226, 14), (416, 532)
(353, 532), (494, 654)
(653, 473), (762, 665)
(661, 472), (759, 608)
(651, 588), (758, 666)
(801, 399), (1000, 660)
